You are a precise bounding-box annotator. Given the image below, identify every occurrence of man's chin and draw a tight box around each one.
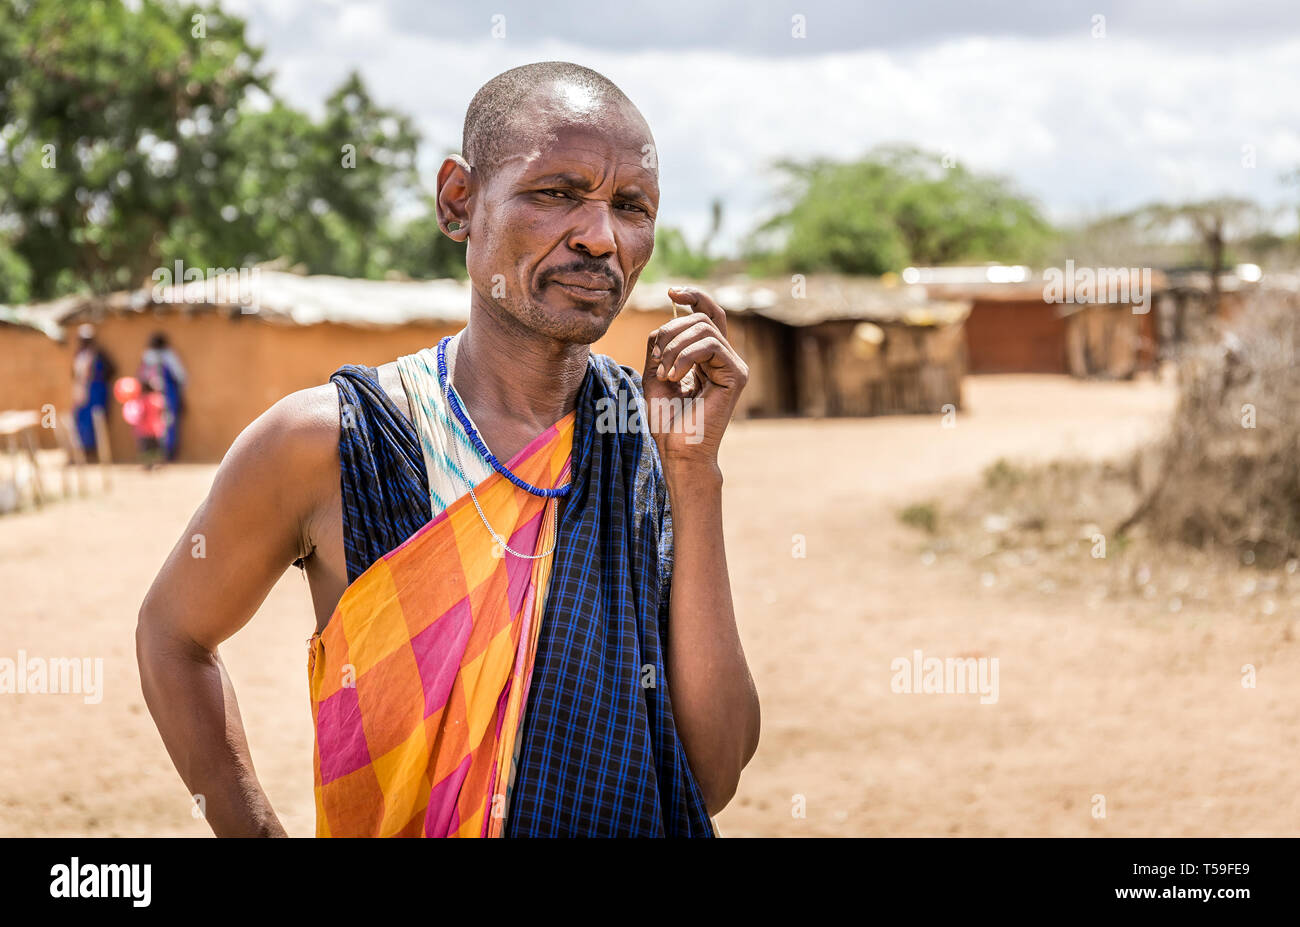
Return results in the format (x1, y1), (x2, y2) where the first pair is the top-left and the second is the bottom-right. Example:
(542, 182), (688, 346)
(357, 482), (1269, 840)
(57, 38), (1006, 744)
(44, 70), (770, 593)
(530, 290), (620, 344)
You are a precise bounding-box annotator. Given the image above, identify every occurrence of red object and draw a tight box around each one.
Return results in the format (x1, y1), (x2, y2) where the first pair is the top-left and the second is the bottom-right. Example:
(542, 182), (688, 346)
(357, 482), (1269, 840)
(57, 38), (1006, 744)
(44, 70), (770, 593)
(125, 393), (166, 439)
(114, 376), (141, 404)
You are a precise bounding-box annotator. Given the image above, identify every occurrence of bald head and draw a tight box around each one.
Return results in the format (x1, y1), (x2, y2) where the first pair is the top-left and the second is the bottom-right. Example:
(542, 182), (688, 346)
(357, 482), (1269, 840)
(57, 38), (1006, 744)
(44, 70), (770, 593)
(462, 61), (646, 183)
(440, 61), (659, 345)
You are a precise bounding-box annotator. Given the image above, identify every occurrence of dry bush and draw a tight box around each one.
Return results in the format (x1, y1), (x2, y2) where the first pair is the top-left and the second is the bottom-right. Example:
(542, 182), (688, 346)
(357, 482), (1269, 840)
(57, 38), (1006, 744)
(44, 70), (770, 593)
(1124, 287), (1300, 566)
(908, 285), (1300, 579)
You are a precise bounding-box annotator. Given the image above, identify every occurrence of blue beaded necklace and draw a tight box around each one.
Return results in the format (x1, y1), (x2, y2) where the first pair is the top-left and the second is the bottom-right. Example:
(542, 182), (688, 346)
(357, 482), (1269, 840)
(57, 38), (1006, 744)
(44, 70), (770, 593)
(435, 335), (571, 499)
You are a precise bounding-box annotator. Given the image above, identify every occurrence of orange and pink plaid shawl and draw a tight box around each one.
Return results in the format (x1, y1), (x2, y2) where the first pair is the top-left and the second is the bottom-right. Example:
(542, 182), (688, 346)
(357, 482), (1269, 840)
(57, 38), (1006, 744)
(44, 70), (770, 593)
(307, 413), (574, 837)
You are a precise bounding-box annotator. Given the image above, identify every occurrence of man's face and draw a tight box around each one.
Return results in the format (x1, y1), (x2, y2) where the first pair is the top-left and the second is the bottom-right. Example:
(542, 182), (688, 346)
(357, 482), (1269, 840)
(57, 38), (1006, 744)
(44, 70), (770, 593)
(463, 91), (659, 345)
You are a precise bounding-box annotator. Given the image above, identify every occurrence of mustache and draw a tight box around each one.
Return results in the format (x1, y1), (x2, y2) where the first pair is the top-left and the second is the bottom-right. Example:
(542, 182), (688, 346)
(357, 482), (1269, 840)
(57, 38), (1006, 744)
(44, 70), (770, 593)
(543, 261), (621, 290)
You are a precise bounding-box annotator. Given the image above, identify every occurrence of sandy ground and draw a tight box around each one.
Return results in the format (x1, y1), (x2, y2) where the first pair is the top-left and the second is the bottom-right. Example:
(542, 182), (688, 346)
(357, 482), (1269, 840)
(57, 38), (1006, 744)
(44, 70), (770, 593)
(3, 372), (1298, 837)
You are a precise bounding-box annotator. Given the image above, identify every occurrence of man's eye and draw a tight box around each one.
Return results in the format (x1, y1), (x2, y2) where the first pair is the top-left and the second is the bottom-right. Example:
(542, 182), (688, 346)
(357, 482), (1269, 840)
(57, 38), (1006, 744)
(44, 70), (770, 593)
(540, 189), (570, 199)
(617, 203), (647, 213)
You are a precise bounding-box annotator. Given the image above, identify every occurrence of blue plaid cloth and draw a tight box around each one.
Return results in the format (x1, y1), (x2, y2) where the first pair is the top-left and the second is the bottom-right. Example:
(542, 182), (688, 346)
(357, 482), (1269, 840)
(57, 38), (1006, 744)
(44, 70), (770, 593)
(330, 357), (713, 837)
(331, 365), (431, 583)
(504, 355), (714, 837)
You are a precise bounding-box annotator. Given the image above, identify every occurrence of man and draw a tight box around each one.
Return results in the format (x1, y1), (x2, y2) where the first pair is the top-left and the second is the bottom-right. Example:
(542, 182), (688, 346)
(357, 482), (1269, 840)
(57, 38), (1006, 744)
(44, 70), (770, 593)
(137, 332), (187, 461)
(137, 61), (760, 837)
(71, 324), (115, 458)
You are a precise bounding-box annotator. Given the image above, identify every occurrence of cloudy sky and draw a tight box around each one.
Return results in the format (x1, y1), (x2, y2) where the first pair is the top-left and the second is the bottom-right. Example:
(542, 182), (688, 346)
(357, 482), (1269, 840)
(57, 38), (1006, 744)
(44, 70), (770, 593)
(223, 0), (1300, 254)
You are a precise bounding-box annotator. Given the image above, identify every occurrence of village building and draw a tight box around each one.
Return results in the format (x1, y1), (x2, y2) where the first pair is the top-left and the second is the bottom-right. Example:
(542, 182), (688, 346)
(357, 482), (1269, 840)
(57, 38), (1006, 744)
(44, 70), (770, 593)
(910, 265), (1165, 377)
(1, 270), (973, 464)
(685, 276), (970, 418)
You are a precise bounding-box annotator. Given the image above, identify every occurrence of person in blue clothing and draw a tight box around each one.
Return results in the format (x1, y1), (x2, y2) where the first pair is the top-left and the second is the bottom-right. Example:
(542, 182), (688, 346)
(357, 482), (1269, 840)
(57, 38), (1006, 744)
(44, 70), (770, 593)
(71, 324), (116, 458)
(137, 332), (187, 461)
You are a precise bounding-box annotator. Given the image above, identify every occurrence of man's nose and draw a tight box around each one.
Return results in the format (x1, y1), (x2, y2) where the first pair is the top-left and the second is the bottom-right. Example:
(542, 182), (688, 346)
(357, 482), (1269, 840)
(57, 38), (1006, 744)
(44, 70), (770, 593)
(567, 201), (617, 258)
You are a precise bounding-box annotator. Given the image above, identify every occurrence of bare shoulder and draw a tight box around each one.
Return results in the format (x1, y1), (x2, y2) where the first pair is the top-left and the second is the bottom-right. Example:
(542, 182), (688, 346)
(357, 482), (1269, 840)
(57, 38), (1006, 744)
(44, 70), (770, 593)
(216, 365), (410, 511)
(232, 383), (339, 462)
(139, 381), (350, 640)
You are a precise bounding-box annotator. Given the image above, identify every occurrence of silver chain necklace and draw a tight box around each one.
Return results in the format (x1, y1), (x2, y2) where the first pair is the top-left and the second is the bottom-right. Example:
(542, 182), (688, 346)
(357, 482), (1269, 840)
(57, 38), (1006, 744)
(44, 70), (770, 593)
(444, 336), (561, 561)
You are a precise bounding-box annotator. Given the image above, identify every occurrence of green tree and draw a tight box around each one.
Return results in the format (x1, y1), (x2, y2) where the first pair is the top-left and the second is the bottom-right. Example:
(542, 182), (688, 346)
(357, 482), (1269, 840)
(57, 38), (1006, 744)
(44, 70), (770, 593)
(750, 144), (1055, 275)
(210, 71), (423, 278)
(384, 194), (469, 281)
(0, 1), (428, 301)
(642, 226), (718, 280)
(0, 0), (268, 298)
(0, 238), (32, 303)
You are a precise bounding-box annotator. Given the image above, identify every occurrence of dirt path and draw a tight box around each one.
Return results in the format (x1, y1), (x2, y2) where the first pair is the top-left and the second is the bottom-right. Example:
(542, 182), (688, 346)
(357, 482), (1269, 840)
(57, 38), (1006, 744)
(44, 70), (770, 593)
(5, 372), (1296, 836)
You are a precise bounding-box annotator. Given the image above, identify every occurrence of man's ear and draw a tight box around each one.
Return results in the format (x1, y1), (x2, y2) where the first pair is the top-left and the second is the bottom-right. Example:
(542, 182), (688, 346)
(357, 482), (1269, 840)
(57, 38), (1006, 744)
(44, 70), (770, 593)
(436, 154), (473, 242)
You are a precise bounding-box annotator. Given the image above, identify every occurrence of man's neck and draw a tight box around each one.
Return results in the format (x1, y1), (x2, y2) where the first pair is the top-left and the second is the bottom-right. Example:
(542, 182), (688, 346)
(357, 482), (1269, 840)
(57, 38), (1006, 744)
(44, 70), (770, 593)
(450, 296), (590, 443)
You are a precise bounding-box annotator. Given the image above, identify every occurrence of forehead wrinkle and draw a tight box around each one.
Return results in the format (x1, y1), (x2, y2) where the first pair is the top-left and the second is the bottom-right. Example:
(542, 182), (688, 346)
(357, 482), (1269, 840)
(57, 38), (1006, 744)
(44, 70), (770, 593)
(611, 159), (660, 199)
(527, 162), (659, 201)
(485, 145), (548, 188)
(528, 137), (657, 186)
(490, 102), (658, 195)
(519, 146), (611, 192)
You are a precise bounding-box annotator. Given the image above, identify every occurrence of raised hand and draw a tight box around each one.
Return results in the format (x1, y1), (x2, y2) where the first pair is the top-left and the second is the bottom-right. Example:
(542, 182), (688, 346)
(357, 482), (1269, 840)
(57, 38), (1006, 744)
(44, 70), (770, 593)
(641, 285), (749, 468)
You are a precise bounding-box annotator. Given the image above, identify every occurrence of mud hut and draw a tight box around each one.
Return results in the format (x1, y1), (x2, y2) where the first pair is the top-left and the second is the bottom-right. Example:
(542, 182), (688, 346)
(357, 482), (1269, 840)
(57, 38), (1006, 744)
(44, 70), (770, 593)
(1, 271), (974, 464)
(0, 271), (684, 463)
(918, 267), (1164, 377)
(654, 276), (971, 417)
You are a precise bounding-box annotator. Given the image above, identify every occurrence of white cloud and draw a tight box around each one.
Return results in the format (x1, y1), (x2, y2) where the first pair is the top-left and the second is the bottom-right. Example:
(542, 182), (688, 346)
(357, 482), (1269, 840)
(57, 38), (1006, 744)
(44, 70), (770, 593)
(224, 2), (1300, 253)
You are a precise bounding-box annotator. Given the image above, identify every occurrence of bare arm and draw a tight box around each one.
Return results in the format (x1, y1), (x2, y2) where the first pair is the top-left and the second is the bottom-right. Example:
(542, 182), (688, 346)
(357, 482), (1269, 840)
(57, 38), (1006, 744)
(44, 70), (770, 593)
(135, 387), (337, 836)
(643, 286), (761, 815)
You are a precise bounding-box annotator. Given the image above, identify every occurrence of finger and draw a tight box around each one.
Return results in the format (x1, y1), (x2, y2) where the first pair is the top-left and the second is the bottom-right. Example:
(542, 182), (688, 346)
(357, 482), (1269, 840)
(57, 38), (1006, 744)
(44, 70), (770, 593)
(648, 313), (716, 379)
(659, 321), (726, 377)
(663, 336), (721, 382)
(652, 312), (715, 348)
(643, 328), (665, 387)
(667, 286), (728, 338)
(666, 338), (747, 389)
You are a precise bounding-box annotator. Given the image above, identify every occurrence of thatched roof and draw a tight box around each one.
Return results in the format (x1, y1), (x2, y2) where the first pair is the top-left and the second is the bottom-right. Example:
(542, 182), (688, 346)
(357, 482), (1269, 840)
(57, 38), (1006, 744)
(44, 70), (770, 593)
(22, 266), (1300, 338)
(923, 268), (1169, 304)
(5, 268), (971, 335)
(1163, 269), (1300, 294)
(65, 270), (473, 328)
(0, 295), (83, 340)
(629, 274), (970, 327)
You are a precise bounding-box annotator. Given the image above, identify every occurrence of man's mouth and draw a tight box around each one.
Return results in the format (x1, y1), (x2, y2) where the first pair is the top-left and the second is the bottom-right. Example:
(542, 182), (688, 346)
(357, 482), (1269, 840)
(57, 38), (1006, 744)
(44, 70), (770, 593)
(549, 274), (617, 302)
